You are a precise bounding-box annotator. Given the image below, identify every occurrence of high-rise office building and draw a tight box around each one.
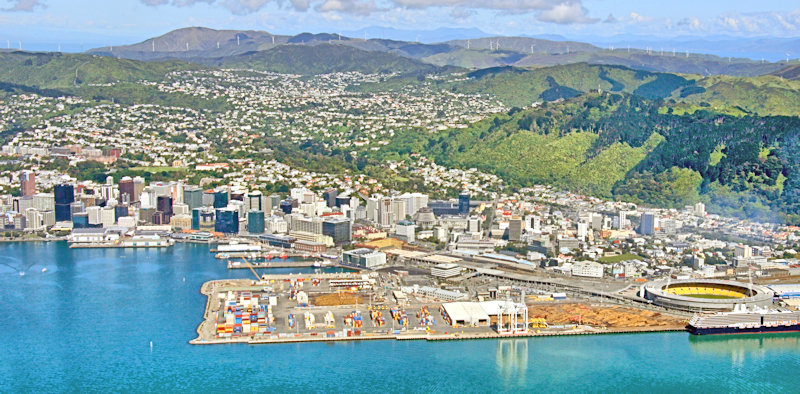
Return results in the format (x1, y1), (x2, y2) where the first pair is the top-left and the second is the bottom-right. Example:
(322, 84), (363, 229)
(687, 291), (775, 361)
(132, 177), (145, 202)
(192, 207), (215, 231)
(323, 188), (338, 208)
(156, 196), (173, 216)
(458, 192), (470, 216)
(213, 190), (229, 209)
(617, 211), (627, 229)
(114, 205), (129, 221)
(20, 171), (35, 197)
(322, 217), (351, 245)
(54, 184), (75, 222)
(639, 213), (655, 236)
(508, 217), (524, 241)
(215, 208), (239, 234)
(119, 177), (135, 204)
(247, 211), (265, 234)
(247, 191), (264, 212)
(279, 200), (293, 214)
(183, 186), (203, 210)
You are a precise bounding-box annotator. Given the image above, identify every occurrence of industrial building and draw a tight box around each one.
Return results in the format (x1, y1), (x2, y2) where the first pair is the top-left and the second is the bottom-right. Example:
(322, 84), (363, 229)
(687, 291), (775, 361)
(441, 302), (490, 326)
(571, 261), (604, 278)
(342, 248), (386, 269)
(431, 263), (463, 279)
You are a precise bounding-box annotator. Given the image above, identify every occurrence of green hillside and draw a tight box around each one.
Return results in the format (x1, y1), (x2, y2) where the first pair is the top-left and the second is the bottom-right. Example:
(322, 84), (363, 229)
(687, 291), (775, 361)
(445, 63), (800, 116)
(0, 51), (201, 88)
(0, 51), (228, 111)
(194, 44), (447, 75)
(378, 93), (800, 223)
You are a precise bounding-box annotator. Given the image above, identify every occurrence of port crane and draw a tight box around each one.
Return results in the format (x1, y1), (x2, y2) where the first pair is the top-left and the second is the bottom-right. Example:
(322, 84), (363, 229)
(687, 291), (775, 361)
(238, 257), (262, 281)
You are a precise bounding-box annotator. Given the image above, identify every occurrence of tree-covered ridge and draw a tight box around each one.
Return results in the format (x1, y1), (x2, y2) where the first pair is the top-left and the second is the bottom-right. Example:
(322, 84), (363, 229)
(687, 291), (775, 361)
(378, 93), (800, 223)
(0, 51), (202, 88)
(443, 63), (800, 116)
(0, 51), (230, 111)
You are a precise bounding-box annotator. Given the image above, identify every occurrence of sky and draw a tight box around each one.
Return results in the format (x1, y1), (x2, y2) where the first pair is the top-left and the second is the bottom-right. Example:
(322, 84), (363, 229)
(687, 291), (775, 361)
(2, 0), (800, 51)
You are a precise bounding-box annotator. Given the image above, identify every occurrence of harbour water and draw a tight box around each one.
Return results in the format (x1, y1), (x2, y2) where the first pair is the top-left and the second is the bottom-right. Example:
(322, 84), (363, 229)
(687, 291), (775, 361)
(1, 242), (799, 392)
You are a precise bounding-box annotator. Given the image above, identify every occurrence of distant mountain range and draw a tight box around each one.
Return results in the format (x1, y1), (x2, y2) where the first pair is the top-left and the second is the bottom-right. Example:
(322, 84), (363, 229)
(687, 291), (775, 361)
(85, 27), (791, 78)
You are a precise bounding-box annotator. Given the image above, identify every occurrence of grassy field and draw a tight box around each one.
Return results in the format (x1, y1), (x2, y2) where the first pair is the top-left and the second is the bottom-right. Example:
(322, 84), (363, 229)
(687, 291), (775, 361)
(598, 253), (645, 263)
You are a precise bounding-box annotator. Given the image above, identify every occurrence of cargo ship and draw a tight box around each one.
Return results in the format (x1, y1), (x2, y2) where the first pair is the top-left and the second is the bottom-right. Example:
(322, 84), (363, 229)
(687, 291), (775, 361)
(687, 304), (800, 335)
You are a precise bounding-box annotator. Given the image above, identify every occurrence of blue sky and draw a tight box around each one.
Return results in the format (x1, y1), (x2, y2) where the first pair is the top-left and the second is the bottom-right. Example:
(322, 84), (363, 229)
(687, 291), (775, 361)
(2, 0), (800, 50)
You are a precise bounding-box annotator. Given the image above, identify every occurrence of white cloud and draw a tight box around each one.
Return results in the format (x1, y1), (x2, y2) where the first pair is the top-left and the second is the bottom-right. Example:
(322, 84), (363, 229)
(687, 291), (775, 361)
(720, 16), (739, 31)
(134, 0), (599, 22)
(315, 0), (381, 16)
(536, 1), (596, 24)
(2, 0), (44, 12)
(677, 16), (702, 30)
(628, 12), (651, 23)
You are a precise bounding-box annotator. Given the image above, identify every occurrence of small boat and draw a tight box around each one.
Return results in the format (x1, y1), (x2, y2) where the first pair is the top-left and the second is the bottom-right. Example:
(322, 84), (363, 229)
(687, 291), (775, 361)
(19, 271), (25, 276)
(313, 262), (322, 268)
(41, 268), (47, 273)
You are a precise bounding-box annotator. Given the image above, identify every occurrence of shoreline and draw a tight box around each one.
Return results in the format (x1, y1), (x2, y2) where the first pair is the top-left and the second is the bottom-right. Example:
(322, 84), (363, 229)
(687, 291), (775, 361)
(0, 237), (66, 243)
(190, 326), (687, 346)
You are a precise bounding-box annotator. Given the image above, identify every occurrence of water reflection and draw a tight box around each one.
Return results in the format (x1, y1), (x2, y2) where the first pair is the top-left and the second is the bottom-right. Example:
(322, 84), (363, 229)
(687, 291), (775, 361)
(689, 334), (800, 366)
(496, 338), (528, 385)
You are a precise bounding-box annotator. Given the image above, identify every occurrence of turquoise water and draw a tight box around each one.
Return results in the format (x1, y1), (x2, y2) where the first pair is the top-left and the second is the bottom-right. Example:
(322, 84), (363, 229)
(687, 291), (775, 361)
(1, 242), (799, 393)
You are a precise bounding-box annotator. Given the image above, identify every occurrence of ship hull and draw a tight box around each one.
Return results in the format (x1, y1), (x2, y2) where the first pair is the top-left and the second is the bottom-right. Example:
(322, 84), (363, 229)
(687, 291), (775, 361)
(687, 324), (800, 335)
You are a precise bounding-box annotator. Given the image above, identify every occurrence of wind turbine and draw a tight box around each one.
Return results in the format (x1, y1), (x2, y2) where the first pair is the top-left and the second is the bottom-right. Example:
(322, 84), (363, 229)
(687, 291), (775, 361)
(272, 36), (275, 44)
(237, 35), (240, 46)
(466, 39), (470, 49)
(217, 41), (220, 49)
(786, 53), (791, 63)
(6, 40), (9, 49)
(152, 40), (155, 52)
(58, 43), (61, 52)
(18, 40), (22, 50)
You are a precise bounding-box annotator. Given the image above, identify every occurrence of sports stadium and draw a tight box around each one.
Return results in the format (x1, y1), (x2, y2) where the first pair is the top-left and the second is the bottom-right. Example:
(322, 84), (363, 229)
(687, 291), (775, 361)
(640, 279), (774, 312)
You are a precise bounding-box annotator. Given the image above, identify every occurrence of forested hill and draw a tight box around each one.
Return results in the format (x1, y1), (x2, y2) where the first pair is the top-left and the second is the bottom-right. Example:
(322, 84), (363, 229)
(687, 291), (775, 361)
(443, 63), (800, 116)
(0, 51), (228, 111)
(379, 92), (800, 223)
(0, 51), (203, 89)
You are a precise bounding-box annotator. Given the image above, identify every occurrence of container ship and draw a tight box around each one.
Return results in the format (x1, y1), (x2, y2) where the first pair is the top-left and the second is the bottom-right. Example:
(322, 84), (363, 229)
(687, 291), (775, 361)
(687, 305), (800, 335)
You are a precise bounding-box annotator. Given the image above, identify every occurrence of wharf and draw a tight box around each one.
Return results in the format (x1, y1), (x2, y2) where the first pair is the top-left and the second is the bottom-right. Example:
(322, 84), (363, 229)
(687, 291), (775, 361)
(190, 326), (686, 345)
(191, 278), (684, 347)
(69, 243), (173, 249)
(227, 261), (325, 269)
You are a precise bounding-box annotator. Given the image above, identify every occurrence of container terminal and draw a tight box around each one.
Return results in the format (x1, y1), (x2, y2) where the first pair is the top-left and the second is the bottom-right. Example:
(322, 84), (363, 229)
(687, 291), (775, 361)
(191, 270), (687, 345)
